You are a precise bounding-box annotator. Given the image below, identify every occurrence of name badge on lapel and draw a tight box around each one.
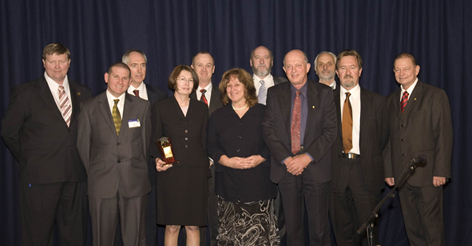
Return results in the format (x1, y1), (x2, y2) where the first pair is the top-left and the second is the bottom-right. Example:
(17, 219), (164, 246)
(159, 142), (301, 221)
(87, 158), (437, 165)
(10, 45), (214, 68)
(128, 119), (141, 128)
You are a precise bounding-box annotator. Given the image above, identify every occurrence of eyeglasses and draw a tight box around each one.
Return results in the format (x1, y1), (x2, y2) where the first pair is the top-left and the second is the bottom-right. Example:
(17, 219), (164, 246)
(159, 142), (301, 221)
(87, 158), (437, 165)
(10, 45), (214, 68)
(177, 77), (194, 83)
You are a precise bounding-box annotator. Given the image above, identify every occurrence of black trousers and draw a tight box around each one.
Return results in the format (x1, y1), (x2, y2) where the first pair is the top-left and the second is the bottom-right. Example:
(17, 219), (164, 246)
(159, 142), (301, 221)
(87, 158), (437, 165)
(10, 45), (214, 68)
(278, 169), (331, 246)
(20, 181), (88, 246)
(398, 183), (445, 246)
(329, 158), (381, 246)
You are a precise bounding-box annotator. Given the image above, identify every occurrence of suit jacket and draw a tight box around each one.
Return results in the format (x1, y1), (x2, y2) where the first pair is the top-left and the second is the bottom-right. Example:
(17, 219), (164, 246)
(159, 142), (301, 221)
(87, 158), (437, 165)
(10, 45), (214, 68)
(190, 83), (223, 116)
(331, 86), (388, 191)
(262, 79), (337, 184)
(77, 92), (151, 198)
(145, 83), (167, 184)
(146, 83), (167, 104)
(384, 80), (453, 187)
(1, 75), (92, 184)
(149, 97), (209, 167)
(273, 75), (288, 85)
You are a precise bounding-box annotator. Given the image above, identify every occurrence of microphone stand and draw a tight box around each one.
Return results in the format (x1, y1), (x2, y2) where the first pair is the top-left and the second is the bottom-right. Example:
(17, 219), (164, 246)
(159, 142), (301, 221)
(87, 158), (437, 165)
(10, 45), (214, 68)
(357, 160), (421, 246)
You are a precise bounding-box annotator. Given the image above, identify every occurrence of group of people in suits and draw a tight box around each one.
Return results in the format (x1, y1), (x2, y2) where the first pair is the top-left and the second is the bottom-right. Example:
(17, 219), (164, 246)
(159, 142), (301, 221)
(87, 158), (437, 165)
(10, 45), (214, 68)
(1, 42), (452, 246)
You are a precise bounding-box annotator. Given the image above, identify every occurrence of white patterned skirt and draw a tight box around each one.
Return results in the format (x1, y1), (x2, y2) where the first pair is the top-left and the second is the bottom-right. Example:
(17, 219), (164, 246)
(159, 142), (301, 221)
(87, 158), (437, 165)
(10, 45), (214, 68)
(217, 196), (280, 246)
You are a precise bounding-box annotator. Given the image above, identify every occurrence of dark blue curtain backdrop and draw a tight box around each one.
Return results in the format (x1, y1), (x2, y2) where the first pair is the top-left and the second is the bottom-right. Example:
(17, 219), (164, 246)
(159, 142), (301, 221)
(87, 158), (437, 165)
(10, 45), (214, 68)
(1, 0), (471, 245)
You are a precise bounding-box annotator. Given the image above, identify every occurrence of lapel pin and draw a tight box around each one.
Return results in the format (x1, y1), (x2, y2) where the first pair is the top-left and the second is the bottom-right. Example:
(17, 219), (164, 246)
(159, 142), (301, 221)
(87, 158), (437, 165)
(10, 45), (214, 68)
(312, 105), (315, 109)
(77, 92), (81, 96)
(414, 98), (417, 101)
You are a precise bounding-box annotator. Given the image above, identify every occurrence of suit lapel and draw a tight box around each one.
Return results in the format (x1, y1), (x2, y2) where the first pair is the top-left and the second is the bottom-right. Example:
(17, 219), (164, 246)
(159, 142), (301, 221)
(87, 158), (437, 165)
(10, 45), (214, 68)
(279, 83), (292, 135)
(146, 84), (158, 104)
(392, 88), (402, 119)
(305, 81), (320, 139)
(69, 81), (81, 124)
(120, 94), (135, 137)
(98, 93), (117, 137)
(171, 96), (186, 120)
(334, 87), (342, 136)
(37, 77), (64, 121)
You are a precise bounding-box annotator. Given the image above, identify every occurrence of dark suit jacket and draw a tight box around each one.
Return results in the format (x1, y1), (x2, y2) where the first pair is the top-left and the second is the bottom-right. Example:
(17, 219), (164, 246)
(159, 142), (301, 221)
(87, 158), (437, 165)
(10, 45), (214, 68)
(273, 75), (288, 85)
(144, 83), (167, 184)
(149, 97), (209, 166)
(262, 79), (337, 184)
(331, 86), (388, 191)
(190, 83), (223, 116)
(1, 75), (92, 184)
(384, 80), (453, 187)
(77, 92), (152, 198)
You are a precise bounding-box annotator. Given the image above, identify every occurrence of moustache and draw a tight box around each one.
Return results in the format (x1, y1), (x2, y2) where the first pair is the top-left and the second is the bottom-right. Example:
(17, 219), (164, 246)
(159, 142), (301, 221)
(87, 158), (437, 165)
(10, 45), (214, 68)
(343, 75), (353, 79)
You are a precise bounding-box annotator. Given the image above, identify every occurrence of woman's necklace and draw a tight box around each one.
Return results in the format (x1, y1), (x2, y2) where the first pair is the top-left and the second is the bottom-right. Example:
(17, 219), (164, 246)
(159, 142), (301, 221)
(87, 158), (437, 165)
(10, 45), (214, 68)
(232, 103), (248, 110)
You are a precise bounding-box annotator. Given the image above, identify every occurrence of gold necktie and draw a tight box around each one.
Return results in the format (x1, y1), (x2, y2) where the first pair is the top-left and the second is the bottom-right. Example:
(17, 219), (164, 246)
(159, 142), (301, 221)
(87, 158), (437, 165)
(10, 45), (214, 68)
(112, 99), (121, 136)
(342, 92), (353, 153)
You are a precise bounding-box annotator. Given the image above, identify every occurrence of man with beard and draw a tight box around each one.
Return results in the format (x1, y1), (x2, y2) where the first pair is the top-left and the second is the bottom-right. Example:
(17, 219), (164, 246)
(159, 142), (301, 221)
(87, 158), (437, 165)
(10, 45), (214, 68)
(250, 46), (287, 105)
(314, 51), (337, 90)
(250, 45), (288, 244)
(190, 51), (223, 246)
(330, 50), (388, 245)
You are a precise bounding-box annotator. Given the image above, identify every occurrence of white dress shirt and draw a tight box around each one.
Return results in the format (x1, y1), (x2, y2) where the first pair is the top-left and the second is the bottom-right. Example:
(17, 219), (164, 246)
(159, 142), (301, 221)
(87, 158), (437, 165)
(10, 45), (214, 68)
(106, 90), (126, 118)
(253, 73), (275, 95)
(340, 84), (361, 155)
(44, 72), (72, 110)
(128, 81), (149, 101)
(400, 78), (418, 102)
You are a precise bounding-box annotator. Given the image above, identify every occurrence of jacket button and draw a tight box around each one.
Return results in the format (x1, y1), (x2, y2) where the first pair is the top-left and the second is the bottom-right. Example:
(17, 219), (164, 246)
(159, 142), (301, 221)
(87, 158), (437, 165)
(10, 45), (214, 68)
(185, 130), (188, 133)
(185, 145), (188, 148)
(185, 137), (188, 141)
(117, 160), (121, 163)
(236, 149), (240, 152)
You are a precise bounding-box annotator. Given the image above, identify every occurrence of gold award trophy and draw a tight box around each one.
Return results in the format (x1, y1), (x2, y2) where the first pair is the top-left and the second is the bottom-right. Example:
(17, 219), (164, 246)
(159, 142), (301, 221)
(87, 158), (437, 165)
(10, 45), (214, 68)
(157, 137), (176, 165)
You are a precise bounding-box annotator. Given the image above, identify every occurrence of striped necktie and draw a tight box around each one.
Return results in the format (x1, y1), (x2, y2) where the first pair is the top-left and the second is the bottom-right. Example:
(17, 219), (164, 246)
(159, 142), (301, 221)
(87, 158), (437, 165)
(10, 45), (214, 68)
(58, 85), (72, 127)
(401, 91), (409, 113)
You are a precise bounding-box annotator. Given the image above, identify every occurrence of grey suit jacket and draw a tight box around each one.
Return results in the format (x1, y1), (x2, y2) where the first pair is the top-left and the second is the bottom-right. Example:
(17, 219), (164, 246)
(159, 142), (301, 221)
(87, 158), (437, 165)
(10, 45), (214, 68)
(263, 80), (337, 184)
(1, 75), (92, 184)
(384, 80), (453, 186)
(190, 83), (223, 116)
(77, 92), (151, 198)
(331, 87), (388, 191)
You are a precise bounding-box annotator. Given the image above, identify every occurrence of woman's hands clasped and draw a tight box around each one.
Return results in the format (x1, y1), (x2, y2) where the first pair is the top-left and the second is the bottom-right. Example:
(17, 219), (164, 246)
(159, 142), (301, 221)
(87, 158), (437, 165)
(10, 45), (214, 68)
(219, 155), (265, 170)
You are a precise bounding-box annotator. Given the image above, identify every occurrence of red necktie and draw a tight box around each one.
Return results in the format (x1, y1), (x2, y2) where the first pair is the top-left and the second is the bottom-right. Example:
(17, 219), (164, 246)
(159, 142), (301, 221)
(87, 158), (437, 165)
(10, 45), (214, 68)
(200, 89), (208, 105)
(401, 91), (409, 113)
(291, 90), (301, 154)
(133, 90), (140, 98)
(342, 92), (353, 153)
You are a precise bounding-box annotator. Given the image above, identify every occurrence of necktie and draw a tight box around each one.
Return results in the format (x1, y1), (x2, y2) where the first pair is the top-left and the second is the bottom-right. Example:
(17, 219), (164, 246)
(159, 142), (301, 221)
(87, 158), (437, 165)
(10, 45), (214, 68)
(401, 91), (409, 113)
(342, 92), (353, 153)
(112, 99), (121, 136)
(258, 80), (267, 105)
(200, 89), (208, 106)
(58, 85), (72, 127)
(133, 90), (140, 98)
(291, 90), (301, 155)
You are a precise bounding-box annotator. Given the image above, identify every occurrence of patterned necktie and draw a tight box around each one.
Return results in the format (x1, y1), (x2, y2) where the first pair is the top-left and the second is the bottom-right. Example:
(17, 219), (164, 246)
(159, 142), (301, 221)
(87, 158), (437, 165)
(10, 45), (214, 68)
(58, 85), (72, 127)
(258, 80), (267, 105)
(133, 90), (140, 98)
(200, 89), (208, 105)
(342, 92), (353, 153)
(291, 90), (301, 155)
(401, 91), (409, 113)
(112, 99), (121, 136)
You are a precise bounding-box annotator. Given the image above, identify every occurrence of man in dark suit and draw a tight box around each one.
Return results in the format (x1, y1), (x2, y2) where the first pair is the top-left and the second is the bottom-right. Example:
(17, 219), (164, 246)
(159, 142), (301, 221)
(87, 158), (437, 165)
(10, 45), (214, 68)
(1, 43), (91, 245)
(190, 51), (222, 246)
(120, 49), (167, 246)
(314, 51), (337, 90)
(384, 53), (452, 246)
(263, 49), (337, 246)
(330, 50), (388, 245)
(250, 46), (288, 105)
(77, 62), (152, 245)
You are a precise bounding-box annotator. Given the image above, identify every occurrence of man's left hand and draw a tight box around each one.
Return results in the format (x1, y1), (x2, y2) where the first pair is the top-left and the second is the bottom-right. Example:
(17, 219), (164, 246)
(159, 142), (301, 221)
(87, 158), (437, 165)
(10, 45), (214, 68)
(286, 154), (311, 176)
(433, 176), (447, 187)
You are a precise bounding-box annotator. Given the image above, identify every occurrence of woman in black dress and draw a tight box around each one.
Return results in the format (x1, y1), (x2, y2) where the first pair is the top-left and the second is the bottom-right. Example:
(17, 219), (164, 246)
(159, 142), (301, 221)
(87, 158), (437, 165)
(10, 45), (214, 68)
(207, 68), (279, 245)
(150, 65), (209, 246)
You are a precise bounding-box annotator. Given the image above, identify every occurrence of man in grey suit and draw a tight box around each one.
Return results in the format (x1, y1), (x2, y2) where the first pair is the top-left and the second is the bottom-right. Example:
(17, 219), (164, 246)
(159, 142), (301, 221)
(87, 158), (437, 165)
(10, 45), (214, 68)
(250, 46), (287, 105)
(190, 51), (222, 246)
(263, 49), (337, 246)
(77, 62), (151, 245)
(314, 51), (337, 90)
(330, 50), (388, 246)
(384, 53), (452, 246)
(119, 49), (166, 246)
